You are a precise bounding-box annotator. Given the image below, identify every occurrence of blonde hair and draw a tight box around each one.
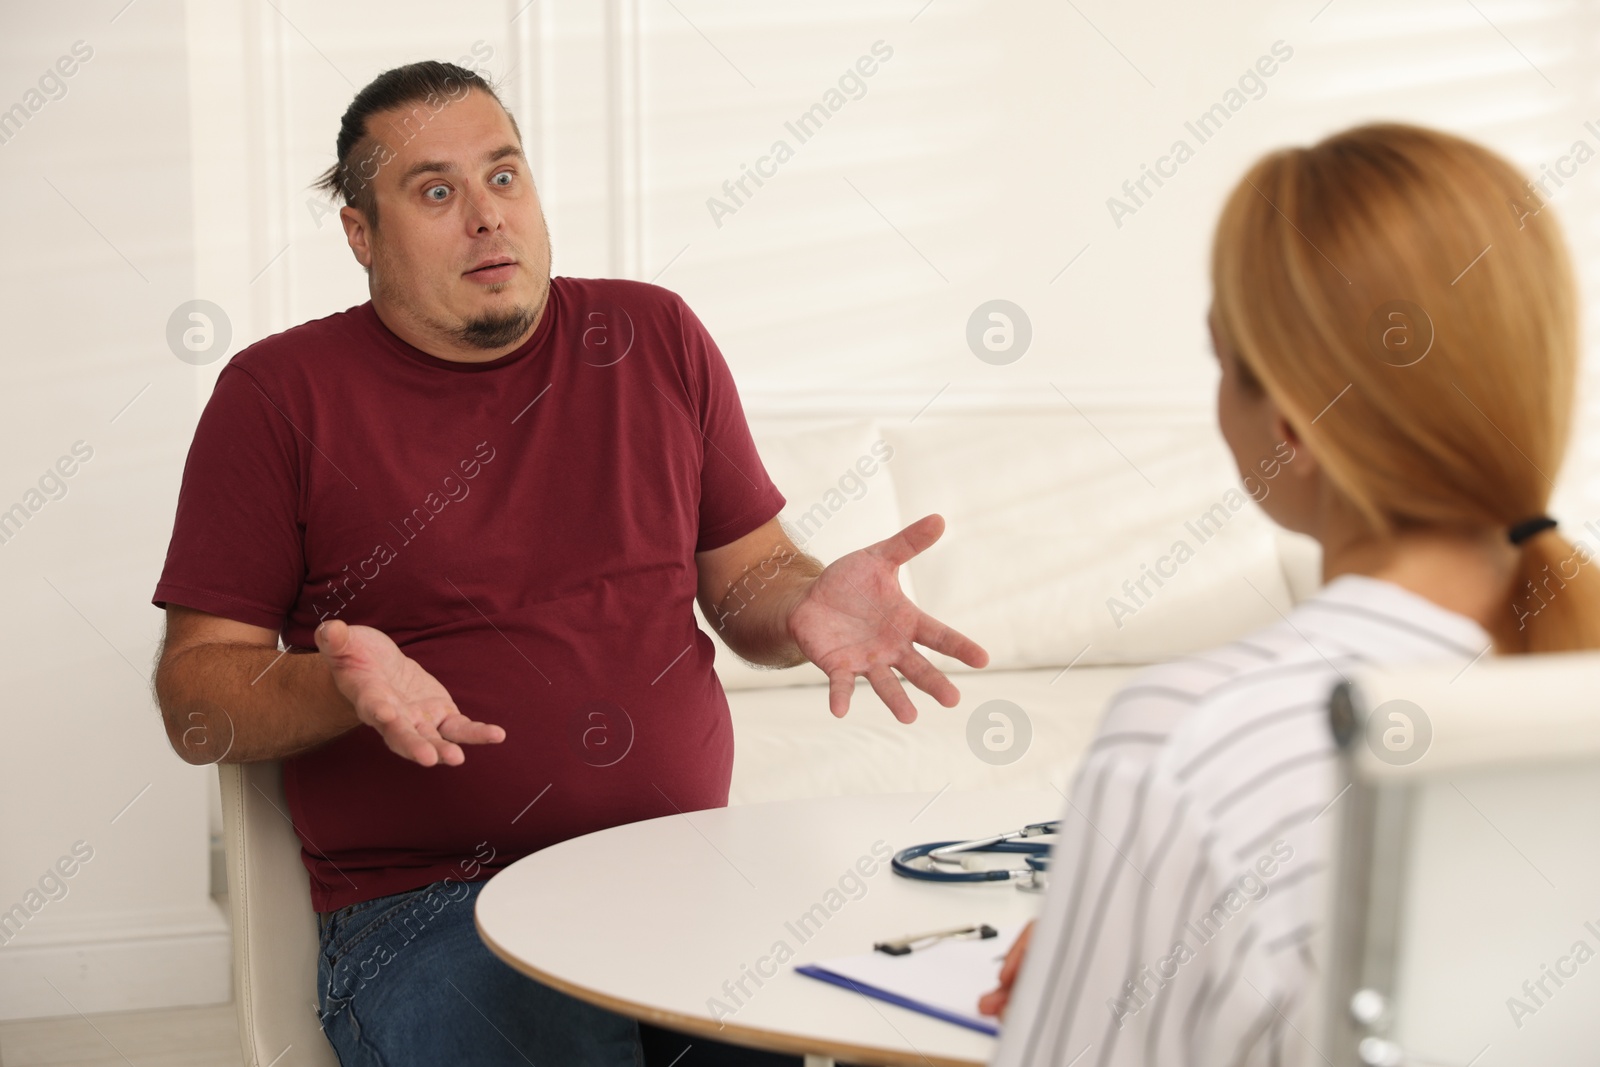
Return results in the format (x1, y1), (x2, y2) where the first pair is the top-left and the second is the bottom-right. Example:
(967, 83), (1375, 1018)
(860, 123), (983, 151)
(1210, 121), (1600, 653)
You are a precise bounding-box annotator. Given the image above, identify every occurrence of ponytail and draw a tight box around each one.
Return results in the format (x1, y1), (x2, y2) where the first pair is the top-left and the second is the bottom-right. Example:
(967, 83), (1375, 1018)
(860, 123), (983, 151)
(1499, 529), (1600, 652)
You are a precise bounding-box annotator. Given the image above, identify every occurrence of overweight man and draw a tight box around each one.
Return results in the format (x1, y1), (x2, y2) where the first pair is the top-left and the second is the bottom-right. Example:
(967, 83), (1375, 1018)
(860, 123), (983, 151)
(151, 60), (987, 1067)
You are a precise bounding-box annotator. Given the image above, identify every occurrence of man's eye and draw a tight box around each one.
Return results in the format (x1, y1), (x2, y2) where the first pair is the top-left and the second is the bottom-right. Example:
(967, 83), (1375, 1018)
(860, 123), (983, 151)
(491, 171), (513, 187)
(425, 184), (449, 201)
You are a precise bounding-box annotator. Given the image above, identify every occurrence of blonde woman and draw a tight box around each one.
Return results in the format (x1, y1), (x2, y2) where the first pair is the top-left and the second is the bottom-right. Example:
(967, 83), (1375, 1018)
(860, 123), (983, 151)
(977, 122), (1600, 1065)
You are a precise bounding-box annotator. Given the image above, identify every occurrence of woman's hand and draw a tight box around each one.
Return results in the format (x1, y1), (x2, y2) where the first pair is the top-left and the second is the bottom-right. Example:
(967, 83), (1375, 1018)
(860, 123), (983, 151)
(977, 920), (1034, 1018)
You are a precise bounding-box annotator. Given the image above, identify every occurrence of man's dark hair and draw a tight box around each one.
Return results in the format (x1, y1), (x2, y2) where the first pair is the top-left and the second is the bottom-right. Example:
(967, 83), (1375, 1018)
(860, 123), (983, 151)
(312, 60), (522, 229)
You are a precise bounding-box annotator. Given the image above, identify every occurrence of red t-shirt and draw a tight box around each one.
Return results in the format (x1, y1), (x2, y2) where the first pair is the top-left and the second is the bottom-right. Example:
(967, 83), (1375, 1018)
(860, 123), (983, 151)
(152, 276), (785, 912)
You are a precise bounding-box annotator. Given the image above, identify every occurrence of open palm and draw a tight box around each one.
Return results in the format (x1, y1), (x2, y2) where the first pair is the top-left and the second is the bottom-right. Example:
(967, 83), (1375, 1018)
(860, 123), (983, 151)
(786, 513), (989, 723)
(315, 618), (505, 766)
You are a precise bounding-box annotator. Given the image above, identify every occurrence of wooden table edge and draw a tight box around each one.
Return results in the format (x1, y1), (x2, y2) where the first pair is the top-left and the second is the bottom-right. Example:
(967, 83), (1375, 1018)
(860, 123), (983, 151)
(474, 912), (990, 1067)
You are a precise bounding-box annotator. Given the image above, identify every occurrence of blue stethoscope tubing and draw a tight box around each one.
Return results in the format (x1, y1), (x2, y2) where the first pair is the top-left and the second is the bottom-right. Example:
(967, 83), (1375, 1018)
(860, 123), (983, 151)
(891, 820), (1058, 883)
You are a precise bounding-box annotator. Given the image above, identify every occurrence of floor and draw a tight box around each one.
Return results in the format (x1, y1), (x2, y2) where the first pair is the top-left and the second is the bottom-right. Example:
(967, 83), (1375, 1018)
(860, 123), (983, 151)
(0, 1003), (244, 1067)
(0, 879), (246, 1067)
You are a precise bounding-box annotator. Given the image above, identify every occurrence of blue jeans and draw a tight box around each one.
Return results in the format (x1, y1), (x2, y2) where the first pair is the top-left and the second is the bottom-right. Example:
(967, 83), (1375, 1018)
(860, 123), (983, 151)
(315, 877), (801, 1067)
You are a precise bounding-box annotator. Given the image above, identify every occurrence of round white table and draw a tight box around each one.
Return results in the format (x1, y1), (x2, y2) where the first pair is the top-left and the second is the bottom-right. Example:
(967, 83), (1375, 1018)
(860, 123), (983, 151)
(475, 788), (1059, 1067)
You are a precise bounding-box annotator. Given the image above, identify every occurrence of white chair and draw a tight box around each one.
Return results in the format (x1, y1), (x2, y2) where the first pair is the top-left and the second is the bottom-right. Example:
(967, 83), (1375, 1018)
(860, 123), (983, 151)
(219, 760), (342, 1067)
(1323, 651), (1600, 1066)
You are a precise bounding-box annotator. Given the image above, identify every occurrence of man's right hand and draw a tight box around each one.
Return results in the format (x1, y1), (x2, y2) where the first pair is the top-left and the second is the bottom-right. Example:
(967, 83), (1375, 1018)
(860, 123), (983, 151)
(315, 618), (505, 766)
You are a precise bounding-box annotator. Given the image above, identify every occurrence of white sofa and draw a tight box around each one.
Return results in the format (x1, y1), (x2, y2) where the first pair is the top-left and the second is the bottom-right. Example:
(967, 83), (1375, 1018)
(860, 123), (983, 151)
(719, 405), (1322, 807)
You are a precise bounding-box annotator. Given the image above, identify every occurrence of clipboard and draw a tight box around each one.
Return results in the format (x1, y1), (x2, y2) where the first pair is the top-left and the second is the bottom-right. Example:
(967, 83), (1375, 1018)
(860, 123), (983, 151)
(793, 921), (1025, 1036)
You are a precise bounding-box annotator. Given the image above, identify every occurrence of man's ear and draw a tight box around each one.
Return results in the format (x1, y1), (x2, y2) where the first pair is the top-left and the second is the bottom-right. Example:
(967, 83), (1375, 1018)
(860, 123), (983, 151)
(340, 205), (374, 271)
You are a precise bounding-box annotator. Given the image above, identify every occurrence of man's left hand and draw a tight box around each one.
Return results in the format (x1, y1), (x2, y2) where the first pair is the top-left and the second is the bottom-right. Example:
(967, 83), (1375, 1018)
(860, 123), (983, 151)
(785, 513), (989, 723)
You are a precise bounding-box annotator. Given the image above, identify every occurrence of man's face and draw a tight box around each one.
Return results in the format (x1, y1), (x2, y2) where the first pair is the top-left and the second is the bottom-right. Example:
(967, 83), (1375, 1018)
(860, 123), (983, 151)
(341, 88), (552, 357)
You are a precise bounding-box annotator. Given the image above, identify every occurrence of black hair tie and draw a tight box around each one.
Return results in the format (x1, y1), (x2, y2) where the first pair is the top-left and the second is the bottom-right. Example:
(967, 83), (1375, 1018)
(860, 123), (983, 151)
(1508, 516), (1557, 545)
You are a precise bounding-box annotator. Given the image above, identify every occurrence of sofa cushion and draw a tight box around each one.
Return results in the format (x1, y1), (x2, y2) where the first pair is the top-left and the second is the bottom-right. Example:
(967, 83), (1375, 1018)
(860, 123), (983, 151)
(880, 411), (1296, 672)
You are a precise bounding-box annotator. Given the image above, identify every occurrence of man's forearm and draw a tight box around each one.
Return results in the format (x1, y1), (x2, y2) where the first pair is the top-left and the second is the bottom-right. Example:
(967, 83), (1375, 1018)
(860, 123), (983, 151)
(156, 644), (361, 765)
(709, 542), (823, 668)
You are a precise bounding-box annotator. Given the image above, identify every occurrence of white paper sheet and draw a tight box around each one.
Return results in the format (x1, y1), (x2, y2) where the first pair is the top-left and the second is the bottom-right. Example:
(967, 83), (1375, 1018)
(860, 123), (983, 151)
(797, 921), (1027, 1032)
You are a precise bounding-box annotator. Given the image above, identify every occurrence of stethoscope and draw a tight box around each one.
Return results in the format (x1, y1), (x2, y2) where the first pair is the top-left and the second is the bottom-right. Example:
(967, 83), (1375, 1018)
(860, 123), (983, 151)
(891, 820), (1057, 892)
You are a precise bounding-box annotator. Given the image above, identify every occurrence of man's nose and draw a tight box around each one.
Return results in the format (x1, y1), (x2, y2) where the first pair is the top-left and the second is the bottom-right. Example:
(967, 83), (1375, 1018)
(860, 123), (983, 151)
(462, 182), (503, 233)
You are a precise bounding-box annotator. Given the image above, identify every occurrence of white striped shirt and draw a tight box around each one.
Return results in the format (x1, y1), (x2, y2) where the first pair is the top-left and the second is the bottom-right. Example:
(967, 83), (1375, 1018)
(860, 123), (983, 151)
(991, 575), (1492, 1067)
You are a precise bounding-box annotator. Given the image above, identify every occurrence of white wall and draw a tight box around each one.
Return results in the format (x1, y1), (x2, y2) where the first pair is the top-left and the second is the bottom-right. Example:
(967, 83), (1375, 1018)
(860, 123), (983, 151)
(0, 0), (229, 1019)
(2, 0), (1598, 1020)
